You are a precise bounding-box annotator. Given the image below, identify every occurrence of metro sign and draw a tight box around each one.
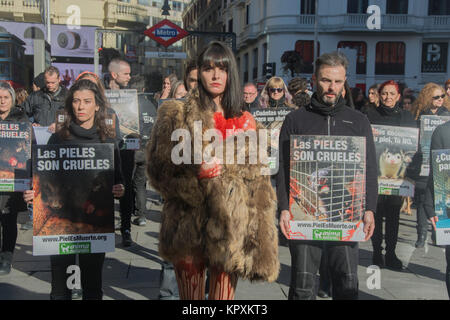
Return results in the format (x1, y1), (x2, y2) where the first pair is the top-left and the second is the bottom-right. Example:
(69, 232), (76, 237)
(144, 19), (189, 47)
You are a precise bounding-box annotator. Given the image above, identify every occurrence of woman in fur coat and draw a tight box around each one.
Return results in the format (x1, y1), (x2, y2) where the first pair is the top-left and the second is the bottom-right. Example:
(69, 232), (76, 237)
(146, 42), (279, 300)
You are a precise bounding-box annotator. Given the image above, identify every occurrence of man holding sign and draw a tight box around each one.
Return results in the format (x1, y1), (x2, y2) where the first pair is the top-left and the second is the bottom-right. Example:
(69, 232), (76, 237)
(277, 52), (377, 300)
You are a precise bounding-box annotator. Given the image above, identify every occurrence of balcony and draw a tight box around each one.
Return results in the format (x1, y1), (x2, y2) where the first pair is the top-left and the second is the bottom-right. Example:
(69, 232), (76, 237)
(105, 0), (149, 27)
(0, 0), (41, 22)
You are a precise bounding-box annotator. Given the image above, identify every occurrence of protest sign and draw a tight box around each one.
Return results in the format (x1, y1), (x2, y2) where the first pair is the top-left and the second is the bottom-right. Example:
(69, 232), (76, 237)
(372, 125), (419, 197)
(105, 89), (140, 150)
(431, 149), (450, 245)
(419, 115), (450, 176)
(32, 144), (115, 255)
(250, 107), (292, 175)
(0, 122), (32, 191)
(288, 135), (366, 241)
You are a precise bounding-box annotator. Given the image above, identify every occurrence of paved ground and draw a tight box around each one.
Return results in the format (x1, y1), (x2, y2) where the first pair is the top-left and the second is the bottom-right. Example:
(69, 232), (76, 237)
(0, 191), (448, 300)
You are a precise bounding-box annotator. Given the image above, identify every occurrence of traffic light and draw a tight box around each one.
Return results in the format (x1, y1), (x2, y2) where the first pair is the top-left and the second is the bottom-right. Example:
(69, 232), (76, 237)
(263, 62), (276, 80)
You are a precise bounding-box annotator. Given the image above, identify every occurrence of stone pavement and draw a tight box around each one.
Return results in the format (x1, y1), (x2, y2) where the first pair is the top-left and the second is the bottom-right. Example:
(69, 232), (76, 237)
(0, 192), (448, 300)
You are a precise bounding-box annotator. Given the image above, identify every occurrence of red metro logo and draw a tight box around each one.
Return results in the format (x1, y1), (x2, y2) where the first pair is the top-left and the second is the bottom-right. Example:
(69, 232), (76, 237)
(144, 19), (189, 47)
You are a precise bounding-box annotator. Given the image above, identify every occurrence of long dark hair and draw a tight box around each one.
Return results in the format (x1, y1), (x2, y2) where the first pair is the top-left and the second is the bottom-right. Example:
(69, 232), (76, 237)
(197, 41), (243, 119)
(58, 79), (114, 141)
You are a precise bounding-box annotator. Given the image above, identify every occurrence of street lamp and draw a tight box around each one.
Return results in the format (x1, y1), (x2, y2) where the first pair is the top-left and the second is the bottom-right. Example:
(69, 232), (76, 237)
(162, 0), (171, 16)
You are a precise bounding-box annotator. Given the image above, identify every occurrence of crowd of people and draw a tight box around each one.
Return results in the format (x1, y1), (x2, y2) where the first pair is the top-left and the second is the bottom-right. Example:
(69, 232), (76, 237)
(0, 41), (449, 301)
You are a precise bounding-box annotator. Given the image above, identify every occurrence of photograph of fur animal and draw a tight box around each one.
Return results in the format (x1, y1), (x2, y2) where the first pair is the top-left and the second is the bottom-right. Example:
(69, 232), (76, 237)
(34, 170), (114, 236)
(378, 147), (415, 179)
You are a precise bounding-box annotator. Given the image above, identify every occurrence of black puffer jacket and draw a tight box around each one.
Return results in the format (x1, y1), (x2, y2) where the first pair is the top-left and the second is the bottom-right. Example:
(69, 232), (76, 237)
(0, 107), (30, 214)
(23, 86), (69, 126)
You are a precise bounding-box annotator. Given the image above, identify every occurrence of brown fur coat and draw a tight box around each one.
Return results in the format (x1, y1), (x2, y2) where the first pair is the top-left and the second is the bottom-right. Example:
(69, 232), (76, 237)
(146, 91), (279, 282)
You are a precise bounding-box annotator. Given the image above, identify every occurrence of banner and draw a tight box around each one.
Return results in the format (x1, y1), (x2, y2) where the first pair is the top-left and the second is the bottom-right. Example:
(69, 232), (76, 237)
(0, 122), (32, 191)
(372, 125), (419, 197)
(32, 144), (115, 256)
(431, 149), (450, 245)
(250, 107), (293, 175)
(288, 135), (366, 241)
(105, 89), (140, 150)
(419, 115), (450, 176)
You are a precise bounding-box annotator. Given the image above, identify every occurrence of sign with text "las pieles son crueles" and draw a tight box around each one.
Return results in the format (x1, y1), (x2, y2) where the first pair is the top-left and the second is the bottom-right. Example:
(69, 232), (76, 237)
(144, 19), (189, 47)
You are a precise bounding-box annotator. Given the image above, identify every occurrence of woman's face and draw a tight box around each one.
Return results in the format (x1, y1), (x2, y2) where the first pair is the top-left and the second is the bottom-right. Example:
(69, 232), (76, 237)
(402, 98), (412, 111)
(380, 85), (400, 108)
(268, 84), (285, 101)
(174, 84), (187, 99)
(72, 89), (99, 129)
(163, 77), (171, 90)
(200, 65), (227, 98)
(431, 88), (445, 108)
(446, 85), (450, 98)
(368, 89), (379, 104)
(0, 89), (13, 115)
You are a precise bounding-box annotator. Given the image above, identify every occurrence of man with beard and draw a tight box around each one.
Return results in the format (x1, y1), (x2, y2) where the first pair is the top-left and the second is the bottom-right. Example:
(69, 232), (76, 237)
(276, 52), (378, 300)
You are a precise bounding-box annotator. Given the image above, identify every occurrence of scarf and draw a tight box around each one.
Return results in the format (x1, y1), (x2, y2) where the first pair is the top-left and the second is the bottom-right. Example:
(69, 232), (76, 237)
(308, 92), (346, 117)
(268, 96), (286, 108)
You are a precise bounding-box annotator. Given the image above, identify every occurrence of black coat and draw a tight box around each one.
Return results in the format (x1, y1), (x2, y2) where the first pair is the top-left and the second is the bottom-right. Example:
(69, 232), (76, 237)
(276, 97), (378, 214)
(22, 86), (69, 126)
(424, 120), (450, 219)
(0, 107), (30, 214)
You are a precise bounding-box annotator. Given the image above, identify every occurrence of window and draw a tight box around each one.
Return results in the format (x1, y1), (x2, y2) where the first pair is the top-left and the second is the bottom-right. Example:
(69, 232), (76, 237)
(301, 0), (315, 14)
(228, 19), (233, 33)
(386, 0), (408, 14)
(375, 42), (405, 75)
(244, 53), (249, 82)
(337, 41), (367, 74)
(246, 4), (250, 25)
(347, 0), (368, 14)
(422, 43), (448, 73)
(295, 40), (319, 74)
(263, 43), (268, 64)
(429, 0), (450, 15)
(253, 48), (258, 79)
(138, 0), (149, 5)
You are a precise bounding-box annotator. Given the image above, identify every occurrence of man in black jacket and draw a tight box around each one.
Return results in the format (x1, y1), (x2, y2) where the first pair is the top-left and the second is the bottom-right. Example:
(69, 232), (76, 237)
(277, 52), (377, 300)
(23, 66), (68, 132)
(424, 120), (450, 298)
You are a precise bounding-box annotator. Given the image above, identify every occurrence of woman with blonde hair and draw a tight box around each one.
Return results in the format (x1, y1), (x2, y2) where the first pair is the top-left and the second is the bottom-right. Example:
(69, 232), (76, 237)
(409, 82), (450, 248)
(259, 76), (295, 108)
(412, 82), (450, 120)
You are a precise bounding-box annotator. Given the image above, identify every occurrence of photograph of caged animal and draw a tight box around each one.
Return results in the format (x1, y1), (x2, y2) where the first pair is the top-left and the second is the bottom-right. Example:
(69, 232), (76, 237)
(37, 171), (114, 233)
(379, 147), (413, 179)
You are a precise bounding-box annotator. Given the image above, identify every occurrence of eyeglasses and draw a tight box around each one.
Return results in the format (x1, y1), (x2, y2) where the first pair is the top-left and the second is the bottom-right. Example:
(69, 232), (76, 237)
(269, 88), (283, 93)
(432, 94), (446, 100)
(243, 91), (257, 96)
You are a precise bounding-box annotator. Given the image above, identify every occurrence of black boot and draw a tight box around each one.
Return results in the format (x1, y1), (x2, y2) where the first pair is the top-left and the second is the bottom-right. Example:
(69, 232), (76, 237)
(0, 252), (13, 276)
(372, 249), (385, 268)
(415, 231), (427, 248)
(385, 252), (403, 270)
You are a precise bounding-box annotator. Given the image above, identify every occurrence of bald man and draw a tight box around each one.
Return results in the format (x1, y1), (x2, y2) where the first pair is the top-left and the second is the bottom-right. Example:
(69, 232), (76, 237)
(106, 58), (131, 89)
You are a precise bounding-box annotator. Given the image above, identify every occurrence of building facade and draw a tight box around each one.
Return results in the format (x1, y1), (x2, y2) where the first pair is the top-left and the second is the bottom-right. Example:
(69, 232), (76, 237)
(0, 0), (189, 91)
(185, 0), (450, 92)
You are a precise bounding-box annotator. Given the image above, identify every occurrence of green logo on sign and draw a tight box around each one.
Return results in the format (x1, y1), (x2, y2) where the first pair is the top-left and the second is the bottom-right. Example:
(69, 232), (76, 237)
(59, 242), (91, 254)
(313, 229), (342, 241)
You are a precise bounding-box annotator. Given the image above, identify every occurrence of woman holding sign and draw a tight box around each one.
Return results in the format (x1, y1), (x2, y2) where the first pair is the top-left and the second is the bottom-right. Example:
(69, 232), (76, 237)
(0, 81), (29, 275)
(364, 80), (416, 270)
(24, 80), (124, 299)
(410, 83), (450, 248)
(147, 41), (279, 300)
